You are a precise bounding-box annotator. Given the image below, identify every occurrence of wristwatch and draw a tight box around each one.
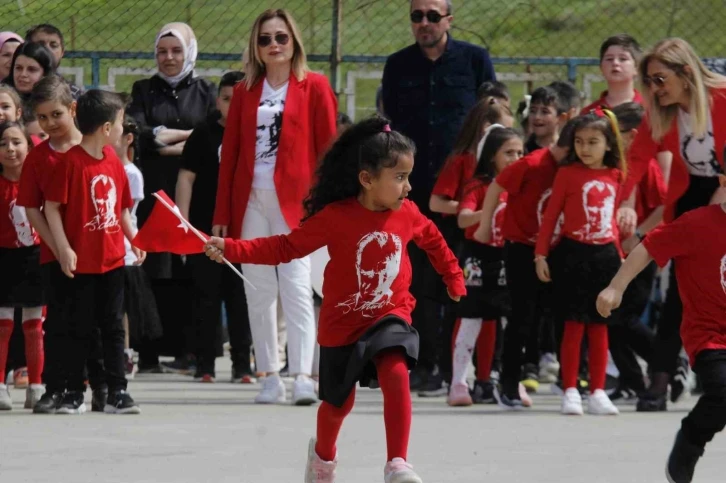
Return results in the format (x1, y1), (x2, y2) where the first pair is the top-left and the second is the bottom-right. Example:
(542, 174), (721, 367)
(635, 229), (645, 241)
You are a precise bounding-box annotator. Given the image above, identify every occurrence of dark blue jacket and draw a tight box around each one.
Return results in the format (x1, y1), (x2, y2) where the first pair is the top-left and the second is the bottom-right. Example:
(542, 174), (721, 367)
(382, 36), (495, 212)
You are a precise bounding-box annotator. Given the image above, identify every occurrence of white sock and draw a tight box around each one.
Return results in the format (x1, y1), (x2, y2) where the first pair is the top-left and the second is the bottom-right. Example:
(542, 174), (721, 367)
(452, 318), (482, 387)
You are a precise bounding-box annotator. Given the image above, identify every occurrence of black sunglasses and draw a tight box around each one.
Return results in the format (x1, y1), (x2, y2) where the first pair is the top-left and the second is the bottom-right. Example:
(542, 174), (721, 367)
(410, 10), (450, 24)
(642, 74), (669, 88)
(258, 33), (290, 47)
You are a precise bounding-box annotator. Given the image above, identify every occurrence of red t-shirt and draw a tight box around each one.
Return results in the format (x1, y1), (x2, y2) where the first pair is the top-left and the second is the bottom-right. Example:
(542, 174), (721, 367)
(46, 145), (132, 274)
(536, 163), (622, 256)
(222, 198), (466, 347)
(635, 158), (667, 222)
(496, 148), (558, 245)
(580, 89), (644, 115)
(458, 179), (508, 247)
(643, 204), (726, 365)
(16, 141), (67, 264)
(432, 153), (477, 202)
(0, 176), (39, 249)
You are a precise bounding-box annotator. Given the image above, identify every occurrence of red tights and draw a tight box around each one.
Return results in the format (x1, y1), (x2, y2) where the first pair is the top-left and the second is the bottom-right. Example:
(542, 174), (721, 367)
(560, 321), (608, 392)
(0, 316), (44, 385)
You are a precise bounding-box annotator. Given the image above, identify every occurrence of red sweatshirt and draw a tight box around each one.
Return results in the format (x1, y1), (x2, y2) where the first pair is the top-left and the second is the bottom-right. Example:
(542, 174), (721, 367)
(634, 158), (667, 225)
(222, 198), (466, 346)
(458, 179), (507, 247)
(432, 153), (477, 202)
(536, 163), (622, 257)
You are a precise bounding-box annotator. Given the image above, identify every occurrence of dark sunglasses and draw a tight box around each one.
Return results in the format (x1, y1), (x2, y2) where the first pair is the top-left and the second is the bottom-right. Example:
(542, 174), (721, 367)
(410, 9), (449, 24)
(258, 33), (290, 47)
(642, 74), (668, 88)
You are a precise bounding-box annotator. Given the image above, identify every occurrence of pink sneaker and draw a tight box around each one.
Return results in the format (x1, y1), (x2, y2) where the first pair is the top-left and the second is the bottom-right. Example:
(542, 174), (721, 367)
(519, 383), (533, 407)
(446, 383), (473, 407)
(304, 438), (337, 483)
(384, 458), (423, 483)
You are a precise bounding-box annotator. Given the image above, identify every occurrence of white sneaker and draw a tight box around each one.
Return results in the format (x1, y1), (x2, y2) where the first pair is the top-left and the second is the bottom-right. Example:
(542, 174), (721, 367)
(538, 353), (560, 383)
(384, 458), (423, 483)
(0, 383), (11, 410)
(304, 438), (337, 483)
(562, 388), (584, 415)
(254, 373), (286, 404)
(588, 389), (620, 415)
(293, 375), (318, 406)
(24, 384), (44, 409)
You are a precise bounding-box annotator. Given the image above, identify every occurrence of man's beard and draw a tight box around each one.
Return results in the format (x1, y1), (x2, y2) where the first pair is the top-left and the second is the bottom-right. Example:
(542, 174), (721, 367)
(418, 31), (445, 48)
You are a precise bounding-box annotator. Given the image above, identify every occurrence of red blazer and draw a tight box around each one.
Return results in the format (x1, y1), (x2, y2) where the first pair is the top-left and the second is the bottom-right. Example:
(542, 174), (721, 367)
(213, 71), (338, 237)
(625, 88), (726, 222)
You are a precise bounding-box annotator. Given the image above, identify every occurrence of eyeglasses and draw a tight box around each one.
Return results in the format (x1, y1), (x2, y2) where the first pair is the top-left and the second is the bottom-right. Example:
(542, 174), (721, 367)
(258, 33), (290, 47)
(410, 10), (450, 24)
(643, 74), (668, 88)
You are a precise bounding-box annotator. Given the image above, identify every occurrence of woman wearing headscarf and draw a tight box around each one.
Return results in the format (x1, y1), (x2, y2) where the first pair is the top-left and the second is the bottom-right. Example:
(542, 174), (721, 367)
(0, 32), (23, 82)
(129, 22), (216, 373)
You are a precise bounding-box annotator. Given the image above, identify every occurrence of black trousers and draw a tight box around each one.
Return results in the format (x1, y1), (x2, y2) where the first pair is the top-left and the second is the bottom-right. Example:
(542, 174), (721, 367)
(681, 350), (726, 449)
(609, 261), (657, 391)
(61, 268), (126, 393)
(651, 266), (683, 375)
(501, 242), (550, 394)
(7, 309), (24, 370)
(187, 254), (252, 375)
(408, 243), (442, 373)
(41, 262), (70, 393)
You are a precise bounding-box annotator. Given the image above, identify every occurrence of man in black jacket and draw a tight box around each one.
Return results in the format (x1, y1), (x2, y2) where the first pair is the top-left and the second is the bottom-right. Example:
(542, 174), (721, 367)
(382, 0), (496, 395)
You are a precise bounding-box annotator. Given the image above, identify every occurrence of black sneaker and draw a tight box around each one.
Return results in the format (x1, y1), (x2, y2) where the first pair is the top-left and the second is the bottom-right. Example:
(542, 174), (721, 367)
(32, 390), (64, 414)
(666, 430), (703, 483)
(637, 392), (667, 412)
(494, 386), (524, 411)
(471, 380), (496, 404)
(609, 385), (638, 402)
(91, 386), (108, 412)
(104, 390), (141, 414)
(56, 391), (87, 415)
(417, 371), (448, 397)
(408, 366), (427, 391)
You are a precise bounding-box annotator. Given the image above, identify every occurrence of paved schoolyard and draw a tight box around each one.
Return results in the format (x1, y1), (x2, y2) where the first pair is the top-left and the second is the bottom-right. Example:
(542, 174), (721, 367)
(0, 359), (723, 483)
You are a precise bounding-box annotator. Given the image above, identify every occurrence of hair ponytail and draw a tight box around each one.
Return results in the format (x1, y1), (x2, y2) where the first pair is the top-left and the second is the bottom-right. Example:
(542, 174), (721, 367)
(602, 108), (627, 179)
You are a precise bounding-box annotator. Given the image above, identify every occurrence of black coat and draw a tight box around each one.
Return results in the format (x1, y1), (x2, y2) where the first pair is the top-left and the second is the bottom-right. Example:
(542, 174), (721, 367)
(128, 73), (216, 278)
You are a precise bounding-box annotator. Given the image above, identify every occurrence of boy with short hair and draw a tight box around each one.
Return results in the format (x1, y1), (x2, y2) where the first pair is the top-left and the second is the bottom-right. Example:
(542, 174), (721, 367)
(525, 82), (579, 154)
(45, 90), (144, 414)
(582, 34), (643, 113)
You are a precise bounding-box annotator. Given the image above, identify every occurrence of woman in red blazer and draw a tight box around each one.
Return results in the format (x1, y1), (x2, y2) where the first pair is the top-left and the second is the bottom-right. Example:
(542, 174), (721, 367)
(618, 38), (726, 415)
(213, 9), (337, 406)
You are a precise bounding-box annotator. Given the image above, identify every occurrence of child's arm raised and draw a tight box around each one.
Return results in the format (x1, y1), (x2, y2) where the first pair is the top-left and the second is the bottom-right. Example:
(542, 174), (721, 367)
(44, 201), (75, 278)
(411, 205), (466, 301)
(473, 180), (503, 242)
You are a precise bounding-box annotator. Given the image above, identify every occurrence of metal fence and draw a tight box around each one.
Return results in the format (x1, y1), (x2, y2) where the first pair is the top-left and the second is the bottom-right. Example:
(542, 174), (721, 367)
(3, 0), (726, 118)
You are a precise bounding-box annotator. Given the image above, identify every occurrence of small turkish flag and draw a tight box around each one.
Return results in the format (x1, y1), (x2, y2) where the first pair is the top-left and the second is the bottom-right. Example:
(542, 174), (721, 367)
(132, 190), (207, 254)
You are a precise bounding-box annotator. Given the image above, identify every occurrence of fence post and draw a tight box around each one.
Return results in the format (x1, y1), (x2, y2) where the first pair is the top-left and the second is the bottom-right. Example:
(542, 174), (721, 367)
(330, 0), (343, 94)
(91, 53), (100, 88)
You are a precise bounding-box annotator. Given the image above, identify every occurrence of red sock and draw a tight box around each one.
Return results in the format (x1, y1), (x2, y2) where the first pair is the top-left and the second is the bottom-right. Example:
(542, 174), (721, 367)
(315, 388), (355, 462)
(560, 321), (585, 390)
(22, 319), (44, 385)
(375, 350), (412, 461)
(587, 324), (609, 392)
(451, 318), (461, 356)
(475, 320), (497, 381)
(0, 319), (13, 384)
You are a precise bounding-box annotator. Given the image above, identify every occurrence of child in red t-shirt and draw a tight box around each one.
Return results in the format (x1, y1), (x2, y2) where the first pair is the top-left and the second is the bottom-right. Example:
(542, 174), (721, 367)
(45, 90), (146, 415)
(534, 109), (626, 416)
(204, 116), (465, 483)
(598, 201), (726, 483)
(0, 122), (45, 411)
(447, 126), (523, 407)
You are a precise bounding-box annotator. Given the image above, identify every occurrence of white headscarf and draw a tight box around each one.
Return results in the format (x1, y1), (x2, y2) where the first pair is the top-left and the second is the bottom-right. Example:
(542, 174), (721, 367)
(154, 22), (198, 88)
(476, 123), (506, 161)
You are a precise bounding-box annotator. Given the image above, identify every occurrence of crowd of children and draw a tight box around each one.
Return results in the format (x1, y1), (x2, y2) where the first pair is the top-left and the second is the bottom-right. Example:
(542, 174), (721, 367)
(0, 17), (724, 483)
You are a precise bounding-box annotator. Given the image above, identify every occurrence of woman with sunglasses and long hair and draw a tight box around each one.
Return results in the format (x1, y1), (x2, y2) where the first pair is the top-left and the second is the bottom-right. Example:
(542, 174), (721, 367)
(213, 9), (337, 406)
(619, 38), (726, 417)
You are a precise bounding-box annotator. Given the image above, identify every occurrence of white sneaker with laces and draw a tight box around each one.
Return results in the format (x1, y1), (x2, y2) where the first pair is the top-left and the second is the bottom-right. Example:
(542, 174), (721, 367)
(384, 458), (423, 483)
(0, 383), (11, 410)
(254, 373), (286, 404)
(24, 384), (44, 409)
(304, 438), (337, 483)
(588, 389), (620, 415)
(293, 375), (318, 406)
(562, 388), (584, 415)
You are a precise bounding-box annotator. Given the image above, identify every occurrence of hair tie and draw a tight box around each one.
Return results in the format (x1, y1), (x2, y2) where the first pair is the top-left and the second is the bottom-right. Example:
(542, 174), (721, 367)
(382, 124), (391, 133)
(591, 106), (606, 118)
(476, 123), (505, 161)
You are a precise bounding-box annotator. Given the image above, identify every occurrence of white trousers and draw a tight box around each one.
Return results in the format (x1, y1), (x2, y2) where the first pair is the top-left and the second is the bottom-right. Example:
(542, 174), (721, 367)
(241, 189), (316, 375)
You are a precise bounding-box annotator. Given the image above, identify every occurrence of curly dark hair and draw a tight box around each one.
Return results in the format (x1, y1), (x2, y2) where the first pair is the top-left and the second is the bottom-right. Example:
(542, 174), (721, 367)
(302, 115), (415, 222)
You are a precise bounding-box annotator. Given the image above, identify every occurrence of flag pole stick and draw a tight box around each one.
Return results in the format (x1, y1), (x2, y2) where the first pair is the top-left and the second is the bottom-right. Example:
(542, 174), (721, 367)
(152, 192), (256, 290)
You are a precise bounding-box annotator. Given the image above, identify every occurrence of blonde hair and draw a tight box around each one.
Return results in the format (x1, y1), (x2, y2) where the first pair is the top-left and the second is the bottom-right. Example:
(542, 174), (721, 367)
(639, 38), (726, 141)
(244, 9), (309, 90)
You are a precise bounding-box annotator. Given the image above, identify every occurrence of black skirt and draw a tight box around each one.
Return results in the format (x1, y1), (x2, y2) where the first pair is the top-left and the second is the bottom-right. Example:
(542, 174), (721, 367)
(0, 246), (44, 307)
(457, 240), (510, 319)
(124, 266), (163, 345)
(318, 316), (419, 407)
(549, 238), (621, 324)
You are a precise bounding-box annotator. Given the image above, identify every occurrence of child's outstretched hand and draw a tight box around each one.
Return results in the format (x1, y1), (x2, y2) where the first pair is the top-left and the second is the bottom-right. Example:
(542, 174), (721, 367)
(204, 237), (226, 263)
(535, 257), (551, 283)
(596, 286), (623, 318)
(447, 288), (461, 302)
